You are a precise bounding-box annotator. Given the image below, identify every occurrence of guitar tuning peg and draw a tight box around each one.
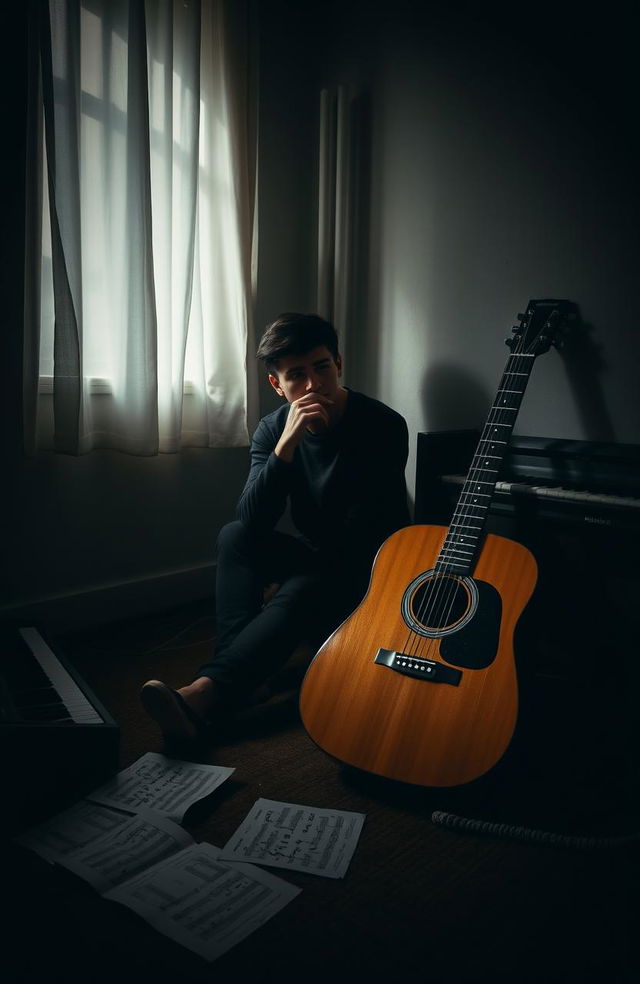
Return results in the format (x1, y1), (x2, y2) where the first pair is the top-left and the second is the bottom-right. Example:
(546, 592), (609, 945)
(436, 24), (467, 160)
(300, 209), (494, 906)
(517, 312), (526, 321)
(504, 336), (515, 348)
(511, 326), (520, 332)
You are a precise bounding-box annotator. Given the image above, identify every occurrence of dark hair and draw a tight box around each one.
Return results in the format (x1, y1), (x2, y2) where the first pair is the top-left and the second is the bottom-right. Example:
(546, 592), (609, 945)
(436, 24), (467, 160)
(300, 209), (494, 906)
(256, 313), (339, 370)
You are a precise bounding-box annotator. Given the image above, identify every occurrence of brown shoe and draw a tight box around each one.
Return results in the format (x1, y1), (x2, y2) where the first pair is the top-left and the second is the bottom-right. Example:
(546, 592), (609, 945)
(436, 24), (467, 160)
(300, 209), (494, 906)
(140, 679), (206, 743)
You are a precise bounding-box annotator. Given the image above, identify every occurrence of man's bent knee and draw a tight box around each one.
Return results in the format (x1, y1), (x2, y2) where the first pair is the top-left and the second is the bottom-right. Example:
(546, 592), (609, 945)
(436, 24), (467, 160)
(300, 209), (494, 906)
(216, 519), (257, 557)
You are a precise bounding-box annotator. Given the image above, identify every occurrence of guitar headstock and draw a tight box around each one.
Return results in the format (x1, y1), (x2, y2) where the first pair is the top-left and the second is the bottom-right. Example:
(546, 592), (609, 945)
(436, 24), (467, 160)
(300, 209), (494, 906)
(506, 299), (574, 356)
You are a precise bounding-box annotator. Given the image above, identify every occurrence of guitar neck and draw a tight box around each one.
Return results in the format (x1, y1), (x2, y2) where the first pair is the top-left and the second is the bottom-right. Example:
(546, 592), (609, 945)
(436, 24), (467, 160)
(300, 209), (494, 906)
(435, 351), (539, 576)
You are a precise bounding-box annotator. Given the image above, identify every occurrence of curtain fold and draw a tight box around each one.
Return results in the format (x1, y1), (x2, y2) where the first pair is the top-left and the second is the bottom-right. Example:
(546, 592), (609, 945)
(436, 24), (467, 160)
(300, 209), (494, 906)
(147, 0), (199, 451)
(23, 3), (46, 456)
(317, 84), (371, 384)
(317, 86), (337, 325)
(25, 0), (255, 455)
(317, 85), (351, 375)
(43, 0), (85, 452)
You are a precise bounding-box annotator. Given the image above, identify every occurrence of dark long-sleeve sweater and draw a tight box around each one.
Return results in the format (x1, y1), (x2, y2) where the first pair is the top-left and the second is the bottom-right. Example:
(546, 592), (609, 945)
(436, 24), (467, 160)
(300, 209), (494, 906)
(236, 389), (411, 578)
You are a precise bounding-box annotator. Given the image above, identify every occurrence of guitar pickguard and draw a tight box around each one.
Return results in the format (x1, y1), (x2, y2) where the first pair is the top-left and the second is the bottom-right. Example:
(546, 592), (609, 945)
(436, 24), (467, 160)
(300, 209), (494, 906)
(439, 579), (502, 669)
(402, 570), (502, 669)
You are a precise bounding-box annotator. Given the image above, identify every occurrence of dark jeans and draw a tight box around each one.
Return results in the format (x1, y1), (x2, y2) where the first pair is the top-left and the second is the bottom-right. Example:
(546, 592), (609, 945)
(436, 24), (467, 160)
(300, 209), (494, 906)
(195, 520), (363, 699)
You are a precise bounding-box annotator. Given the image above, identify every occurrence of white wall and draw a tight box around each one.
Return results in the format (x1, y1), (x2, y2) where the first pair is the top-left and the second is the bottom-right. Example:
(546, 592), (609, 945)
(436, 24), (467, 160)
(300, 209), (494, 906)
(321, 3), (640, 496)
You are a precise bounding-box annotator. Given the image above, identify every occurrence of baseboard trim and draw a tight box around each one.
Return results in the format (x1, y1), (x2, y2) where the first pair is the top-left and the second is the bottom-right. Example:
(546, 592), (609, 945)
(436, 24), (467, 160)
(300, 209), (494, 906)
(0, 562), (216, 633)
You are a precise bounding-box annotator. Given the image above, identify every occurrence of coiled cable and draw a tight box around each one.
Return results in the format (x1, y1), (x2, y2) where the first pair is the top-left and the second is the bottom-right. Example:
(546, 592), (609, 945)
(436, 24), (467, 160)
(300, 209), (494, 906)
(431, 809), (640, 850)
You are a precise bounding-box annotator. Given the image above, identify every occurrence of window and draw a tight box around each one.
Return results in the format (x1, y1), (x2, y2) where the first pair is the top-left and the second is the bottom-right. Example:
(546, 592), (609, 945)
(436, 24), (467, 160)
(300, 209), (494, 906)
(26, 0), (256, 454)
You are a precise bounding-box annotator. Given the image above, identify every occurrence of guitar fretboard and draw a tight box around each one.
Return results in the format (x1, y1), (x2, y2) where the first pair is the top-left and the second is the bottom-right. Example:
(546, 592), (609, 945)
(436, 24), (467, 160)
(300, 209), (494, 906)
(435, 353), (537, 576)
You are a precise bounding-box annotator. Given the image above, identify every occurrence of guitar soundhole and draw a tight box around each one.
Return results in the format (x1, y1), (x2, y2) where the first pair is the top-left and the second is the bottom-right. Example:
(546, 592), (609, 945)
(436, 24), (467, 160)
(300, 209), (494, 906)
(401, 570), (479, 639)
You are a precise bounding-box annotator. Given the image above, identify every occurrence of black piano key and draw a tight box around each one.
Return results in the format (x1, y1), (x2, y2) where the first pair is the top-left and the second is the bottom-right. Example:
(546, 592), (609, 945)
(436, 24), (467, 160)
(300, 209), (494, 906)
(1, 634), (81, 724)
(18, 703), (73, 722)
(13, 687), (62, 707)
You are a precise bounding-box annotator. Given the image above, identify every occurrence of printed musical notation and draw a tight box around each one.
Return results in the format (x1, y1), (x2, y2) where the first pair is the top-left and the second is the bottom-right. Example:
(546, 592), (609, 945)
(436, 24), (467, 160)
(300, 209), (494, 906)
(87, 751), (235, 822)
(14, 754), (298, 962)
(220, 798), (366, 879)
(14, 760), (368, 960)
(104, 842), (300, 962)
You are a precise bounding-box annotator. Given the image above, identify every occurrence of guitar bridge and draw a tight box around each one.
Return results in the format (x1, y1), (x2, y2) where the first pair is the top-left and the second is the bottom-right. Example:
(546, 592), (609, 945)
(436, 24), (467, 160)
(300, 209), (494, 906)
(374, 648), (462, 686)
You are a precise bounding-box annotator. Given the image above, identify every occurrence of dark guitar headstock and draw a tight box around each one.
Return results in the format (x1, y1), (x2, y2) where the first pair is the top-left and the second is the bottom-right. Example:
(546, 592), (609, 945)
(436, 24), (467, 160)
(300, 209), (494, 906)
(506, 299), (576, 356)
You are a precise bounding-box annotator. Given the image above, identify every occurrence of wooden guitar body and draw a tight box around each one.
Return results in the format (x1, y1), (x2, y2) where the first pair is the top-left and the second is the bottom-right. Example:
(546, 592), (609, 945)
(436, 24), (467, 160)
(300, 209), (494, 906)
(300, 301), (571, 786)
(299, 525), (537, 787)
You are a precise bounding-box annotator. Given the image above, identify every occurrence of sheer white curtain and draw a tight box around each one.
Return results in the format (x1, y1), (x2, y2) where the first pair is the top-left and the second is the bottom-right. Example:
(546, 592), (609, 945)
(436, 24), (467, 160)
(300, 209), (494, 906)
(24, 0), (256, 454)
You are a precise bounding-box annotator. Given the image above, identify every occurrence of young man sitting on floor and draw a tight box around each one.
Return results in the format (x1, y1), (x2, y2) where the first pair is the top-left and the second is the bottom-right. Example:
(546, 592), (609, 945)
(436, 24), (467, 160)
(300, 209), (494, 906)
(140, 312), (410, 742)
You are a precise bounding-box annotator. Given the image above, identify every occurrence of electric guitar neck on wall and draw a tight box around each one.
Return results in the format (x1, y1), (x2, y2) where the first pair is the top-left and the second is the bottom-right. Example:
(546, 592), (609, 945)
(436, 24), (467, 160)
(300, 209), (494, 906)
(299, 299), (573, 787)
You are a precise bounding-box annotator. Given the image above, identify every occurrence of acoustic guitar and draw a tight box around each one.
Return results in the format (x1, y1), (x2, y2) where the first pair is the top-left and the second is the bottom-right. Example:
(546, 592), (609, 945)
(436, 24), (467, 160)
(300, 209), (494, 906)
(300, 299), (572, 787)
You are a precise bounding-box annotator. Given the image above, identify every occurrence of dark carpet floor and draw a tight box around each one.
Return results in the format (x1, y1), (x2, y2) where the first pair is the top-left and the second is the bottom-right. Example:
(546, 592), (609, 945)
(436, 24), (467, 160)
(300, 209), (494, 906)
(4, 601), (639, 983)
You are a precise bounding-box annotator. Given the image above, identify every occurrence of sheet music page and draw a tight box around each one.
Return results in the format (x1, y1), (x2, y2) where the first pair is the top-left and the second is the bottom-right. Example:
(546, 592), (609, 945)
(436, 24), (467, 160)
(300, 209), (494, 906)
(87, 751), (235, 822)
(219, 798), (366, 879)
(56, 807), (194, 893)
(104, 842), (301, 963)
(14, 800), (134, 864)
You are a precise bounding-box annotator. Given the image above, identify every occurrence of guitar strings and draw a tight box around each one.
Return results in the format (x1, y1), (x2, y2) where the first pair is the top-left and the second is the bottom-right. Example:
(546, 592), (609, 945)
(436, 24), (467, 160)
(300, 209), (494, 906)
(431, 348), (527, 641)
(404, 326), (535, 663)
(417, 337), (530, 656)
(416, 331), (533, 657)
(408, 355), (516, 658)
(400, 328), (533, 659)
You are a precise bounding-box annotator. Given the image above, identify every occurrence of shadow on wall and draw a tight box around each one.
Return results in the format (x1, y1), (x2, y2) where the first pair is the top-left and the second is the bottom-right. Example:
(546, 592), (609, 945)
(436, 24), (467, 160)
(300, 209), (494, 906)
(556, 313), (617, 444)
(422, 310), (619, 447)
(420, 363), (491, 434)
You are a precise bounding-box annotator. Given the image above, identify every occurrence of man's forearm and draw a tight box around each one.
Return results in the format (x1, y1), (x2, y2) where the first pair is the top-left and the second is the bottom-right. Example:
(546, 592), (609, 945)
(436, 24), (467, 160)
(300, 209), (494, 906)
(236, 451), (291, 531)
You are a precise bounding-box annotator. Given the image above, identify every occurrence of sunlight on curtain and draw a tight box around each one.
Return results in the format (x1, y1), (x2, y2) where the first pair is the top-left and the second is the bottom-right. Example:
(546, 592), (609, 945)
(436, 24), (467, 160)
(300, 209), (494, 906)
(33, 0), (253, 454)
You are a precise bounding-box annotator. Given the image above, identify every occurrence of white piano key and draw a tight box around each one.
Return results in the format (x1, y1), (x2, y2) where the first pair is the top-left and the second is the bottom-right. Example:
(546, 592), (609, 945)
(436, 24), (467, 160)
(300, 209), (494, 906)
(19, 628), (103, 725)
